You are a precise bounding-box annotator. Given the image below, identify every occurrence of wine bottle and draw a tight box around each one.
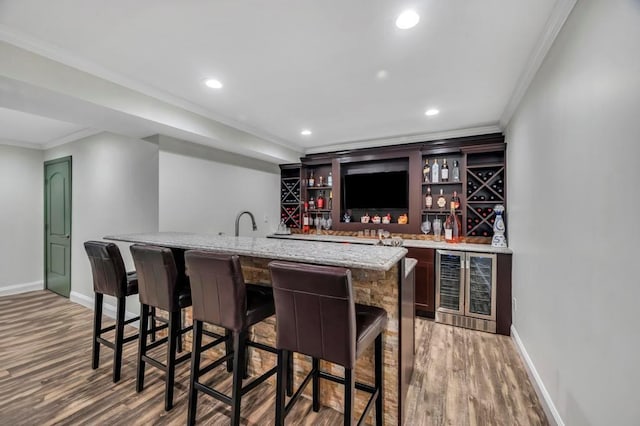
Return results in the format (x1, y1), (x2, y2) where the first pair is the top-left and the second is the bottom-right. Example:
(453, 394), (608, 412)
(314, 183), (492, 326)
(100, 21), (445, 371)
(452, 160), (460, 182)
(302, 202), (310, 233)
(436, 189), (446, 210)
(422, 159), (431, 183)
(441, 159), (449, 182)
(444, 202), (462, 243)
(431, 159), (440, 183)
(308, 170), (315, 187)
(425, 186), (433, 209)
(451, 191), (460, 209)
(316, 192), (325, 209)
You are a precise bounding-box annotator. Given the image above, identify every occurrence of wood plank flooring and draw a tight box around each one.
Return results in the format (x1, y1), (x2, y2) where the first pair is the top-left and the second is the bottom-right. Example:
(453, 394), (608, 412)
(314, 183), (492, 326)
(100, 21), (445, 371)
(0, 291), (547, 425)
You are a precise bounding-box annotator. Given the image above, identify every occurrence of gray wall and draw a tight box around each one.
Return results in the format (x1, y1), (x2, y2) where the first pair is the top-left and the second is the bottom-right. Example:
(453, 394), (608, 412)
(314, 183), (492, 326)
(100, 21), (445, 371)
(158, 136), (281, 237)
(45, 132), (159, 312)
(0, 144), (44, 294)
(505, 0), (640, 424)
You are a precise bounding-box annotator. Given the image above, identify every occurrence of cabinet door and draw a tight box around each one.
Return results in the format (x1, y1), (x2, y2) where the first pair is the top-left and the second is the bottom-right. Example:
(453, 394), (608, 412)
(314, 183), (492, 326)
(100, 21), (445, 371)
(408, 248), (435, 314)
(436, 250), (464, 315)
(465, 253), (497, 320)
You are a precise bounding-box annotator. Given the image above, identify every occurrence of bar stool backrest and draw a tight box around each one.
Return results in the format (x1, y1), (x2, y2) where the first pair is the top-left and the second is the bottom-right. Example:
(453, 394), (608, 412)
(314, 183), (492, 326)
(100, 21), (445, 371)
(185, 251), (247, 332)
(130, 244), (180, 312)
(84, 241), (128, 298)
(268, 261), (357, 368)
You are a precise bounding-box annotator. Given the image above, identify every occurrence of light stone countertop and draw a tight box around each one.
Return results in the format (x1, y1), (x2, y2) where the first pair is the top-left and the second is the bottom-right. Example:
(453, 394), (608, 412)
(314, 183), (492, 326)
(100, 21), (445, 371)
(267, 233), (513, 254)
(105, 232), (407, 271)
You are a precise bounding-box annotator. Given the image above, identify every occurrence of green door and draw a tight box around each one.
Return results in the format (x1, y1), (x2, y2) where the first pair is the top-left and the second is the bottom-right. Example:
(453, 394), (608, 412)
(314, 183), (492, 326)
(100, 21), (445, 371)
(44, 157), (72, 298)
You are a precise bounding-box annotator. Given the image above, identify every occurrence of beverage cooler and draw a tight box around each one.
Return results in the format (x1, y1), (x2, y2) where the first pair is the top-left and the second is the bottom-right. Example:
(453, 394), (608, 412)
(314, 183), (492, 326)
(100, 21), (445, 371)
(435, 250), (497, 333)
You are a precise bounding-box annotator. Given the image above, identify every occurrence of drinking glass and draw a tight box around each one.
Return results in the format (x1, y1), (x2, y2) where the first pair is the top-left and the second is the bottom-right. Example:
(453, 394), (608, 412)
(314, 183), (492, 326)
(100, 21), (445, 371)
(433, 218), (442, 241)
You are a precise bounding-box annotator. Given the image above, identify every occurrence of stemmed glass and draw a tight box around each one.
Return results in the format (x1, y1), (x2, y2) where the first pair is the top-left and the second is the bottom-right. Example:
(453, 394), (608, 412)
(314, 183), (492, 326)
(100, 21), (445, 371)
(420, 220), (431, 235)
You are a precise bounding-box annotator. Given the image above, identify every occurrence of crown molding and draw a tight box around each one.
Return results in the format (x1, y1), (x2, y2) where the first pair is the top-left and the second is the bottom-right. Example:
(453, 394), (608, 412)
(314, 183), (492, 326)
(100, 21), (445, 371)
(500, 0), (577, 128)
(43, 128), (103, 150)
(0, 24), (302, 153)
(0, 138), (43, 150)
(304, 124), (502, 155)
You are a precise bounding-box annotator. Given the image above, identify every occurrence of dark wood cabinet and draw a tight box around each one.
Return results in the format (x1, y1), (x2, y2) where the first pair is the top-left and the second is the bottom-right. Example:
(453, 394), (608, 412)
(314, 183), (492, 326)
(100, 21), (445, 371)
(407, 247), (435, 317)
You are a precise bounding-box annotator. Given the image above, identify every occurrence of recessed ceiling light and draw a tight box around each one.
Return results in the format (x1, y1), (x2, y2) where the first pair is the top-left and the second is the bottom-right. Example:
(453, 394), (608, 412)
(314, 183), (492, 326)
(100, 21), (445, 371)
(376, 70), (389, 80)
(204, 78), (223, 89)
(425, 109), (440, 116)
(301, 129), (312, 136)
(396, 10), (420, 29)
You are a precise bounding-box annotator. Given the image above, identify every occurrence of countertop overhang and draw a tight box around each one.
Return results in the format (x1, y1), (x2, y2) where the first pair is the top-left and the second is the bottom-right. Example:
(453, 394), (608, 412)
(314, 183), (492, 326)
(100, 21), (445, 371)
(267, 233), (513, 254)
(105, 232), (407, 271)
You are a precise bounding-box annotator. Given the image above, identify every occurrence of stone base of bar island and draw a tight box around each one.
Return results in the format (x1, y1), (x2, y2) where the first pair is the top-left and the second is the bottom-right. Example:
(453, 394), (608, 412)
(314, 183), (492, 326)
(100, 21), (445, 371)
(105, 233), (414, 425)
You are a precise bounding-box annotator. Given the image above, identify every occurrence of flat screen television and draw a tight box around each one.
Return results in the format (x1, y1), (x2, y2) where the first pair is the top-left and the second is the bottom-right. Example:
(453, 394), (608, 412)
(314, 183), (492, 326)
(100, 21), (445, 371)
(342, 171), (409, 210)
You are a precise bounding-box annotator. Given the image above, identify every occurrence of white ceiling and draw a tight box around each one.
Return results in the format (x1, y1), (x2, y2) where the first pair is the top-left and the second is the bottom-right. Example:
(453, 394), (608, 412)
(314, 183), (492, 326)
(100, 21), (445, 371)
(0, 107), (87, 148)
(0, 0), (566, 158)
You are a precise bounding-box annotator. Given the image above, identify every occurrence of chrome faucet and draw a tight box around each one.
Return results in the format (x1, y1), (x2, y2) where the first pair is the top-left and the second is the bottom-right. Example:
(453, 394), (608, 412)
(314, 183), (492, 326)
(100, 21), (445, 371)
(235, 211), (257, 236)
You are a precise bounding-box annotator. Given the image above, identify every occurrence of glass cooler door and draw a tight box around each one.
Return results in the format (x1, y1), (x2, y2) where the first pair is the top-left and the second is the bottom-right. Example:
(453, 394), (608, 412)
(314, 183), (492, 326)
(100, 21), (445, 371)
(436, 250), (464, 315)
(465, 253), (497, 320)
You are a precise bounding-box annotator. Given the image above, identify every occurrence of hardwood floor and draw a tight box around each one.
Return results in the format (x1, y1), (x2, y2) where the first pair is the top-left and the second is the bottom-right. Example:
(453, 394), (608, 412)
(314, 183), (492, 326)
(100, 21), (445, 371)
(0, 291), (547, 425)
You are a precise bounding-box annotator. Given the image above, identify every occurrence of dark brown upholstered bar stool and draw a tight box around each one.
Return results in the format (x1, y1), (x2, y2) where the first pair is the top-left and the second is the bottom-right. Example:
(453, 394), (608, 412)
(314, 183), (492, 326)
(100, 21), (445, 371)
(130, 244), (193, 411)
(84, 241), (141, 383)
(185, 251), (277, 426)
(268, 261), (387, 426)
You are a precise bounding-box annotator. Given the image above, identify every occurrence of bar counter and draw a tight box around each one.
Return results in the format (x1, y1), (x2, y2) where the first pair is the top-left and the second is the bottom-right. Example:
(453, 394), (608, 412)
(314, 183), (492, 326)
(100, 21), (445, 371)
(106, 232), (414, 425)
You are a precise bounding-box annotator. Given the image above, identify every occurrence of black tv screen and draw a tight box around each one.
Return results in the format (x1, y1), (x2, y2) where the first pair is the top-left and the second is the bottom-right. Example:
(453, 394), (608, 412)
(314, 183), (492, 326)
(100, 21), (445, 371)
(343, 171), (408, 209)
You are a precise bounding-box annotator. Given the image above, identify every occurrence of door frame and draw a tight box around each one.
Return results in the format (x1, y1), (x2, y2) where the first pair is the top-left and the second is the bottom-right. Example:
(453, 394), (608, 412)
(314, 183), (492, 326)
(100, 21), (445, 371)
(44, 156), (72, 297)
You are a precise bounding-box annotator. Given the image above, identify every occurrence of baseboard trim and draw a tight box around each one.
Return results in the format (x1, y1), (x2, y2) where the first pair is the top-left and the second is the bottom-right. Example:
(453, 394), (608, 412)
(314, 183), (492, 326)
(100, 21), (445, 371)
(70, 291), (140, 328)
(0, 280), (44, 296)
(511, 325), (564, 426)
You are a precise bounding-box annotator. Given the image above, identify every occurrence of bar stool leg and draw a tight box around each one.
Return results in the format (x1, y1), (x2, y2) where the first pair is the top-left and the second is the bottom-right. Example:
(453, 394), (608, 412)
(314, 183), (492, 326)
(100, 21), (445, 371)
(165, 310), (179, 411)
(187, 320), (203, 426)
(375, 333), (384, 426)
(149, 306), (157, 342)
(225, 329), (233, 372)
(344, 368), (354, 426)
(177, 310), (184, 353)
(285, 351), (294, 397)
(113, 296), (126, 382)
(275, 349), (287, 426)
(312, 357), (320, 412)
(136, 304), (149, 392)
(92, 293), (103, 369)
(230, 330), (247, 426)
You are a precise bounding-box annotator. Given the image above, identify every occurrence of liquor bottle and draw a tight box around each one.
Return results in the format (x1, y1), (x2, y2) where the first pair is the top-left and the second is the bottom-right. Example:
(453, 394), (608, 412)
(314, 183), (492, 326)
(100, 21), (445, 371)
(451, 191), (460, 209)
(436, 188), (446, 210)
(441, 158), (449, 182)
(425, 186), (433, 209)
(302, 202), (310, 233)
(327, 172), (333, 187)
(308, 170), (315, 187)
(317, 191), (325, 209)
(444, 202), (462, 243)
(309, 196), (315, 210)
(328, 190), (333, 209)
(431, 159), (440, 183)
(318, 175), (324, 186)
(452, 160), (460, 182)
(422, 159), (431, 183)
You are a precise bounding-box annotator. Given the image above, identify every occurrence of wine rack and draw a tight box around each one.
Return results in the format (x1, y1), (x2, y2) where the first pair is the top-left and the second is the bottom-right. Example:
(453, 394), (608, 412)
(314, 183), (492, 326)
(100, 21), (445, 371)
(280, 166), (302, 228)
(465, 151), (505, 239)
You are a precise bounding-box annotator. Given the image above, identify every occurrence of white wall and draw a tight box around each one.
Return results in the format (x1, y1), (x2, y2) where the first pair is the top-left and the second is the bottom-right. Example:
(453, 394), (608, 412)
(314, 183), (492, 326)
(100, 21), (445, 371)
(0, 144), (44, 294)
(45, 132), (159, 312)
(158, 135), (281, 237)
(506, 1), (640, 424)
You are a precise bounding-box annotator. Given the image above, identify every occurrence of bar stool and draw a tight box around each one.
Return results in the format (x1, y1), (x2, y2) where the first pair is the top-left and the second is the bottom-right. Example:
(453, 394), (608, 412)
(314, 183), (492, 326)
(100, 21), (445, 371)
(84, 241), (140, 383)
(130, 244), (193, 411)
(268, 261), (387, 426)
(184, 251), (277, 426)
